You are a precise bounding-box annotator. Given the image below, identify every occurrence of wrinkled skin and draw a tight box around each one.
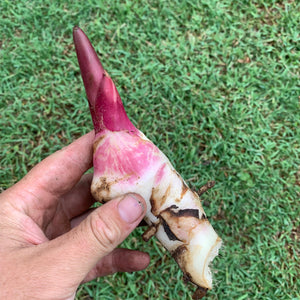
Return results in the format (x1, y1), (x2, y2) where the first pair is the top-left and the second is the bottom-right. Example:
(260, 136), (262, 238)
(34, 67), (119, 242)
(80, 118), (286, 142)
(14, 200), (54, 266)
(0, 132), (150, 299)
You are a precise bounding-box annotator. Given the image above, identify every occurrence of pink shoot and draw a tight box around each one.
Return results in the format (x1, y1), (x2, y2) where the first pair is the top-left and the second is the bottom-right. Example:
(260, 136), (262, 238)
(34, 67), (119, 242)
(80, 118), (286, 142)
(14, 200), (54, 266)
(73, 26), (136, 133)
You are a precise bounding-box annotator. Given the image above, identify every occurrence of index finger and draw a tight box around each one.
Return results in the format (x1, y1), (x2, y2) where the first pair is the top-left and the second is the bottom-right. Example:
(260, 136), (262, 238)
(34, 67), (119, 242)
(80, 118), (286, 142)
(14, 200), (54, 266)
(15, 131), (95, 200)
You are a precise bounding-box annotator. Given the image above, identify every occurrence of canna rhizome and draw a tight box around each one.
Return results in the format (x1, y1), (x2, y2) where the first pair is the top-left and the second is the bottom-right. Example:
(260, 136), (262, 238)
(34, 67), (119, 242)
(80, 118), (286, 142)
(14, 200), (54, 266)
(73, 27), (222, 299)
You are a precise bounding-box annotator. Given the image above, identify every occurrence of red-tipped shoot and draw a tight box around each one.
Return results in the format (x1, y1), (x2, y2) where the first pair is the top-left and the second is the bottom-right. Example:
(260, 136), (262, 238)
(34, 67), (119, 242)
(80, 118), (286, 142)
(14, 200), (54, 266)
(73, 26), (136, 133)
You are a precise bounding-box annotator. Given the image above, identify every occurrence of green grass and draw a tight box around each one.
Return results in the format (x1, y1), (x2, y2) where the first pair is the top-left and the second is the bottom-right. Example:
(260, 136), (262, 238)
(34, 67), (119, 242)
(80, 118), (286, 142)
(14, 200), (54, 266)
(1, 0), (299, 299)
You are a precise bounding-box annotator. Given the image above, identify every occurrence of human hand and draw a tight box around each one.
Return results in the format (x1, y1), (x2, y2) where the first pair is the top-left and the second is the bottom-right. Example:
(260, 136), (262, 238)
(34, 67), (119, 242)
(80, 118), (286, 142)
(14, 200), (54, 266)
(0, 131), (149, 299)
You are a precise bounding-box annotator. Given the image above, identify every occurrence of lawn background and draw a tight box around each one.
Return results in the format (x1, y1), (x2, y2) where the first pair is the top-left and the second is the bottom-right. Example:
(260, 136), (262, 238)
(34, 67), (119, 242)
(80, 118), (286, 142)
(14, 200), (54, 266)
(1, 1), (299, 299)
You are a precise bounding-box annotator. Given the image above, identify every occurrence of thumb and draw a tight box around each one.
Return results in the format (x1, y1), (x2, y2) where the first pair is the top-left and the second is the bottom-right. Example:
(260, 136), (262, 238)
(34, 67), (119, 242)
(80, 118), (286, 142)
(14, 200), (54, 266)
(41, 193), (146, 284)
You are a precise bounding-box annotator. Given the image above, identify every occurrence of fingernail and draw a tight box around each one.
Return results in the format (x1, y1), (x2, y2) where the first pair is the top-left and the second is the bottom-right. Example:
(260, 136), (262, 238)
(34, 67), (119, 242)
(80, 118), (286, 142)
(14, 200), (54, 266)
(118, 194), (144, 223)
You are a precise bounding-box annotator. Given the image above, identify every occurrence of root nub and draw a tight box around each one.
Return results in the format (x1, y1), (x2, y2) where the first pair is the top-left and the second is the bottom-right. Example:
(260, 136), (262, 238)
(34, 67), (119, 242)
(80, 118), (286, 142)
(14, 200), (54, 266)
(198, 181), (215, 196)
(142, 225), (158, 242)
(192, 287), (208, 300)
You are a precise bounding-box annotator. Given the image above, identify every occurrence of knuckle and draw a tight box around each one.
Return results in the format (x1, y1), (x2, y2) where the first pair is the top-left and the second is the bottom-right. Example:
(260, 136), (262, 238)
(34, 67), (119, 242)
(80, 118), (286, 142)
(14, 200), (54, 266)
(89, 212), (122, 251)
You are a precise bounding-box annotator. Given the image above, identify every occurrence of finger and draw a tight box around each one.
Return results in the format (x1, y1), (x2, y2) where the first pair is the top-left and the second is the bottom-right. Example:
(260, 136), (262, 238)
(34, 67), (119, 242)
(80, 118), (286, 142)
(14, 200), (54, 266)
(70, 207), (96, 228)
(70, 207), (147, 229)
(39, 193), (146, 284)
(13, 131), (94, 204)
(62, 173), (95, 220)
(26, 173), (95, 238)
(83, 248), (150, 282)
